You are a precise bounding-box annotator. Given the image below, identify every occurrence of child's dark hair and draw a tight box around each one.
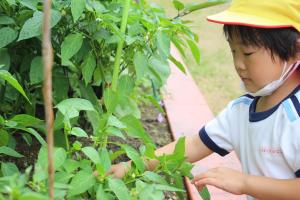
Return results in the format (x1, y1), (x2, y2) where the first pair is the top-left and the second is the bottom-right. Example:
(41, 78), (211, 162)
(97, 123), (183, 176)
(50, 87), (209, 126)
(223, 25), (300, 62)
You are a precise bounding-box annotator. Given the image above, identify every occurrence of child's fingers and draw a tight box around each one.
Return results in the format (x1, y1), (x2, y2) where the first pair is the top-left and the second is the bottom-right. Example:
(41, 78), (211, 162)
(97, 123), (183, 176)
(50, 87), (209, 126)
(105, 168), (113, 176)
(194, 178), (219, 190)
(191, 170), (217, 184)
(194, 180), (205, 192)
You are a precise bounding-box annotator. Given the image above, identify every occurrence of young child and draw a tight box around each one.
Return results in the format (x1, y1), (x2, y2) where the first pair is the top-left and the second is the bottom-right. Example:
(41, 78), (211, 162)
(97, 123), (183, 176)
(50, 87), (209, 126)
(109, 0), (300, 199)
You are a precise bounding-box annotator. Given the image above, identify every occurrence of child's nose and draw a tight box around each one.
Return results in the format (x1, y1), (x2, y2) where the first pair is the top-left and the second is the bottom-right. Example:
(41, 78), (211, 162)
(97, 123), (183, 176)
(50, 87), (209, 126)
(234, 59), (246, 71)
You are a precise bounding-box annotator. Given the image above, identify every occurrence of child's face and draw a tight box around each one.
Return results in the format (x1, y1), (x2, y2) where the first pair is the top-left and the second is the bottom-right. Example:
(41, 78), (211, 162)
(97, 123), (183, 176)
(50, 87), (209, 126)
(228, 37), (285, 93)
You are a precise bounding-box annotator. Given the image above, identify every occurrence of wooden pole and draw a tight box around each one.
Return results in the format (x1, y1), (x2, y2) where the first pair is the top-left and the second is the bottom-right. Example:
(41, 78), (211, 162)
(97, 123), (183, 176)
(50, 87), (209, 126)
(42, 0), (54, 199)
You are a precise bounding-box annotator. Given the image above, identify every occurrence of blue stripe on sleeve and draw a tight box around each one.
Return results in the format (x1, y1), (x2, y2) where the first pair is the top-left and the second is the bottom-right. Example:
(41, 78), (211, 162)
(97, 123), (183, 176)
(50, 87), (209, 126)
(283, 100), (297, 122)
(199, 127), (229, 157)
(232, 96), (252, 108)
(290, 95), (300, 117)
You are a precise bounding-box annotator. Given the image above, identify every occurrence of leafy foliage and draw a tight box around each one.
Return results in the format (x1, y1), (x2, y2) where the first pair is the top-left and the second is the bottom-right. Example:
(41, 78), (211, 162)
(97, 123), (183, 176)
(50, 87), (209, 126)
(0, 0), (227, 199)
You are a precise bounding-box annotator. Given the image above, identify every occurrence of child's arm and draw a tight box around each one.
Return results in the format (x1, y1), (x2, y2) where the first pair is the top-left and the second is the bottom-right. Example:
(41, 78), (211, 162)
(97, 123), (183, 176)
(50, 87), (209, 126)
(192, 167), (300, 200)
(107, 134), (213, 178)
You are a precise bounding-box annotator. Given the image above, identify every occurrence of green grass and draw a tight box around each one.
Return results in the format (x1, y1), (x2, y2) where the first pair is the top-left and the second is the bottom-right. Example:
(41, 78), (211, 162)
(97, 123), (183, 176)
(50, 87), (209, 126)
(151, 0), (242, 114)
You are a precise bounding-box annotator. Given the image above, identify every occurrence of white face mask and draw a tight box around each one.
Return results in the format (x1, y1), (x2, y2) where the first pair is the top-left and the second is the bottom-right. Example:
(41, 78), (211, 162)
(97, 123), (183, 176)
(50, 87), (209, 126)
(241, 60), (300, 97)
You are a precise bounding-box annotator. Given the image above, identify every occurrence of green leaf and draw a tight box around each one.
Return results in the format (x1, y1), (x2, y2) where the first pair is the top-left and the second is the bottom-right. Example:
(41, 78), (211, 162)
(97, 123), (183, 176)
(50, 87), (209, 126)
(68, 170), (96, 197)
(0, 49), (10, 70)
(55, 98), (95, 119)
(55, 171), (74, 184)
(118, 75), (135, 97)
(20, 128), (46, 146)
(171, 35), (187, 58)
(136, 180), (164, 200)
(173, 0), (184, 11)
(81, 146), (101, 164)
(142, 171), (168, 185)
(87, 1), (107, 13)
(123, 144), (144, 172)
(1, 162), (19, 176)
(0, 129), (9, 147)
(96, 184), (113, 200)
(61, 33), (83, 65)
(200, 186), (211, 200)
(121, 115), (152, 144)
(53, 68), (69, 103)
(149, 56), (170, 87)
(173, 137), (185, 159)
(0, 27), (18, 48)
(0, 70), (30, 103)
(116, 96), (141, 119)
(169, 55), (186, 74)
(107, 115), (126, 129)
(155, 184), (185, 192)
(18, 10), (61, 41)
(71, 0), (86, 22)
(19, 0), (39, 10)
(78, 82), (102, 113)
(143, 95), (164, 113)
(156, 30), (170, 59)
(86, 110), (101, 134)
(108, 178), (132, 200)
(37, 147), (67, 170)
(9, 114), (44, 129)
(62, 159), (80, 173)
(19, 192), (48, 200)
(81, 52), (96, 85)
(29, 56), (43, 84)
(4, 0), (15, 5)
(105, 127), (125, 139)
(187, 39), (201, 64)
(133, 51), (149, 80)
(70, 127), (88, 137)
(0, 146), (24, 158)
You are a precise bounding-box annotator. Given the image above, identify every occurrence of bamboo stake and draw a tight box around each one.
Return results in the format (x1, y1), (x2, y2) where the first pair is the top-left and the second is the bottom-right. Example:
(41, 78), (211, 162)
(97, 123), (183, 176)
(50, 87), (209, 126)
(42, 0), (54, 199)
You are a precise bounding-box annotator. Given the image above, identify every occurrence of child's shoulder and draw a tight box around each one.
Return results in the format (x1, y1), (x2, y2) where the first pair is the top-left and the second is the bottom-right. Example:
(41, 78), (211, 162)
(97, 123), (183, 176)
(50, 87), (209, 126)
(230, 94), (255, 108)
(281, 88), (300, 123)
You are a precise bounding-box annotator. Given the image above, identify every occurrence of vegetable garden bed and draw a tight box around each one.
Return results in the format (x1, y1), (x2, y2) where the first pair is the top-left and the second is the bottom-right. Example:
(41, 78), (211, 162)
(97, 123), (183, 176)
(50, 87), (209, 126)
(0, 0), (228, 199)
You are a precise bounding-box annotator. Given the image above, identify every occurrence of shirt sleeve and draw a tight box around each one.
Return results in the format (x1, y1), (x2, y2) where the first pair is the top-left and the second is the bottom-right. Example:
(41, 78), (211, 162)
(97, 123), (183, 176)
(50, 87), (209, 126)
(199, 101), (236, 156)
(280, 119), (300, 178)
(288, 120), (300, 178)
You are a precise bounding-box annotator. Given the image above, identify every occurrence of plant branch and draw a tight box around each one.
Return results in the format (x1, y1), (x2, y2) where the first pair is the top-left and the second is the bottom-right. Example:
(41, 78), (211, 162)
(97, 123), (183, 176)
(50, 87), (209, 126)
(42, 0), (55, 199)
(173, 0), (228, 20)
(111, 0), (131, 91)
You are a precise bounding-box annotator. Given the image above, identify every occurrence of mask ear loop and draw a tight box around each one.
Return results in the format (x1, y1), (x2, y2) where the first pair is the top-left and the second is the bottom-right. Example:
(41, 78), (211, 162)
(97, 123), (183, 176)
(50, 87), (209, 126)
(282, 60), (300, 80)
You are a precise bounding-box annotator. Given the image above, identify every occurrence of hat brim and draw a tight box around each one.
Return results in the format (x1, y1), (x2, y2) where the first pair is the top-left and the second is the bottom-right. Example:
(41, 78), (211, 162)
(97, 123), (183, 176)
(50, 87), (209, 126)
(207, 10), (293, 29)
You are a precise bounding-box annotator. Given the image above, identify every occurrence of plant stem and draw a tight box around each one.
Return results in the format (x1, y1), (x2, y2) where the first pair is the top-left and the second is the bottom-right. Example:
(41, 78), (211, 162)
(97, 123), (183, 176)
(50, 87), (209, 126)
(42, 0), (55, 199)
(173, 0), (228, 20)
(64, 129), (70, 151)
(111, 0), (131, 91)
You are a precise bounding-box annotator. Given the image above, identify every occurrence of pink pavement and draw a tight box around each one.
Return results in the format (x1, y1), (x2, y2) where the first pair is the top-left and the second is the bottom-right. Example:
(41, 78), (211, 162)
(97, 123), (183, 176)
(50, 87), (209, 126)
(162, 46), (247, 200)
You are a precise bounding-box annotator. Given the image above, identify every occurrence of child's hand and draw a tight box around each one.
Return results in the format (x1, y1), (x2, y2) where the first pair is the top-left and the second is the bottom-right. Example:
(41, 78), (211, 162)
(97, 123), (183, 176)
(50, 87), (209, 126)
(191, 167), (248, 195)
(106, 161), (131, 179)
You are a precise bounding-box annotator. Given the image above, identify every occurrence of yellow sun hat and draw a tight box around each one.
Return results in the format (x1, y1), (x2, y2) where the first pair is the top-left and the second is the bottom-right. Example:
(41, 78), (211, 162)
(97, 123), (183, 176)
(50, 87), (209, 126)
(207, 0), (300, 32)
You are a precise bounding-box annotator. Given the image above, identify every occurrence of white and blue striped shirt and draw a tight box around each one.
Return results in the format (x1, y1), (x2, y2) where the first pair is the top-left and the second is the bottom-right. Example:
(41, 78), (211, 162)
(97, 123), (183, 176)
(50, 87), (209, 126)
(199, 85), (300, 200)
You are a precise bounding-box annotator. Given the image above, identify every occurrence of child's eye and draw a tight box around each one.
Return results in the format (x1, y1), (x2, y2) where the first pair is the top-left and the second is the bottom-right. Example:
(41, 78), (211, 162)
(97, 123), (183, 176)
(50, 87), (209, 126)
(244, 52), (254, 56)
